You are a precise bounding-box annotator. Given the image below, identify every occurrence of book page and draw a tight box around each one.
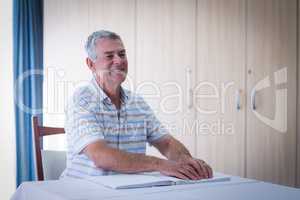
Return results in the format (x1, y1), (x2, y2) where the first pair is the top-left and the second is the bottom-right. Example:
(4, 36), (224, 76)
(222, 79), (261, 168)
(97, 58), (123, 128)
(164, 172), (231, 185)
(87, 172), (231, 189)
(88, 173), (173, 189)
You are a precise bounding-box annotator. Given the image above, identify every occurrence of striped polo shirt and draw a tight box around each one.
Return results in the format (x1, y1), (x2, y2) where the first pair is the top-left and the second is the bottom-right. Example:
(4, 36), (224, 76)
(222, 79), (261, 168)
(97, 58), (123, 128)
(60, 78), (168, 179)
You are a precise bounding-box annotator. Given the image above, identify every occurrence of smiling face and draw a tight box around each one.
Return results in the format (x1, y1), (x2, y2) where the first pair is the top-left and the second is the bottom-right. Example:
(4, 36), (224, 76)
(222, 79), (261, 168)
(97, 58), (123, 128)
(87, 38), (128, 88)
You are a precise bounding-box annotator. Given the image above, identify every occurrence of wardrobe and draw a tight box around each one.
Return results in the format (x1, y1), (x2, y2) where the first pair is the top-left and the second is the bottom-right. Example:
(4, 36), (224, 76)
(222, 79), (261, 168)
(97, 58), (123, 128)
(44, 0), (299, 187)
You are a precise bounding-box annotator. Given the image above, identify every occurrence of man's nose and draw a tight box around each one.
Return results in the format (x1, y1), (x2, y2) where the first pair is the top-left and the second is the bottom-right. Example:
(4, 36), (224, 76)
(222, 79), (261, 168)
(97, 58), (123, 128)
(113, 54), (123, 65)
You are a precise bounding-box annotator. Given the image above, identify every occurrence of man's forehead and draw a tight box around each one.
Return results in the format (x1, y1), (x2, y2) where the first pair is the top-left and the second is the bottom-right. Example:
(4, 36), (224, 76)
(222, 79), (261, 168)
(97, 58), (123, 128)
(96, 38), (125, 51)
(103, 49), (126, 55)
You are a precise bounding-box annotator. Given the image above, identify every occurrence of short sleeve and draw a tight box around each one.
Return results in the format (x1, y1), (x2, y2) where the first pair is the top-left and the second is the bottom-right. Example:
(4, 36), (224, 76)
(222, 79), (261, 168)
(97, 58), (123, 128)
(65, 94), (104, 155)
(143, 101), (169, 143)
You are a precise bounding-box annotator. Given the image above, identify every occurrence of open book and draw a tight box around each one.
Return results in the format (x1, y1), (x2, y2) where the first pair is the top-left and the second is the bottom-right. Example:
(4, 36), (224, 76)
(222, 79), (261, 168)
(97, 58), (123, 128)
(87, 172), (231, 189)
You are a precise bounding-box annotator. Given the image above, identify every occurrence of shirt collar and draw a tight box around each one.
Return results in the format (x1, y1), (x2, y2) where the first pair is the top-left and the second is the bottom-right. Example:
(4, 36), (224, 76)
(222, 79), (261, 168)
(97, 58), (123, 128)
(90, 77), (129, 104)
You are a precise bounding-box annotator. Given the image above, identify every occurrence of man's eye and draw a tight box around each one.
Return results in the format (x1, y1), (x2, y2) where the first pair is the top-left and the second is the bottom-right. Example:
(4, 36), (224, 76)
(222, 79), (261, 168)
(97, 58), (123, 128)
(106, 55), (114, 59)
(119, 53), (126, 58)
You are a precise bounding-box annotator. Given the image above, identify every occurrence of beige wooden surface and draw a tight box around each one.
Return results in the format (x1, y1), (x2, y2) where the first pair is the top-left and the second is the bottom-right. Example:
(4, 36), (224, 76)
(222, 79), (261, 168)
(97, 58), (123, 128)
(135, 0), (197, 157)
(88, 0), (136, 90)
(246, 0), (297, 187)
(195, 0), (246, 177)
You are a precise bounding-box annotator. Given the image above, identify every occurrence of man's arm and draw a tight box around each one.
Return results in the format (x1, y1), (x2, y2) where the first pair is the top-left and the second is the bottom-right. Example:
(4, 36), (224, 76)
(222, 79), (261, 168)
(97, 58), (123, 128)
(151, 135), (192, 161)
(83, 140), (201, 180)
(151, 135), (213, 179)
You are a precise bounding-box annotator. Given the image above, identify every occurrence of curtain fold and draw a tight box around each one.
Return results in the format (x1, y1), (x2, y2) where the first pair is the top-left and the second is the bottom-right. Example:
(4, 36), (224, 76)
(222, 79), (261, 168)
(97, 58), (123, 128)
(13, 0), (43, 187)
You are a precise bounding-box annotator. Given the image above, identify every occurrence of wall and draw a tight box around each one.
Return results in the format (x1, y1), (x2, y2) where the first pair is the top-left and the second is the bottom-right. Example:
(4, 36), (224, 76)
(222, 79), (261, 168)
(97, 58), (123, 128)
(0, 0), (16, 199)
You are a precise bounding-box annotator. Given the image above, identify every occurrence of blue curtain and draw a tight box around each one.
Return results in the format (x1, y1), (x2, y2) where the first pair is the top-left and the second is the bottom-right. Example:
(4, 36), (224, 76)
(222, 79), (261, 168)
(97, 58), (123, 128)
(13, 0), (43, 187)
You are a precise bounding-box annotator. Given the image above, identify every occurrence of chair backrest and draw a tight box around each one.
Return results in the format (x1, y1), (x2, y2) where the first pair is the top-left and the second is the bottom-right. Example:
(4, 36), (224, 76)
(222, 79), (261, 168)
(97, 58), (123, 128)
(41, 150), (66, 180)
(32, 116), (65, 181)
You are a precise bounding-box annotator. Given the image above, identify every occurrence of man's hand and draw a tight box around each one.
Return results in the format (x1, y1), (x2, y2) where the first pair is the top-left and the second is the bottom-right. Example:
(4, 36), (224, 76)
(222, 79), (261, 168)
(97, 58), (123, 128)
(158, 158), (213, 180)
(177, 155), (213, 179)
(152, 135), (213, 180)
(159, 160), (200, 180)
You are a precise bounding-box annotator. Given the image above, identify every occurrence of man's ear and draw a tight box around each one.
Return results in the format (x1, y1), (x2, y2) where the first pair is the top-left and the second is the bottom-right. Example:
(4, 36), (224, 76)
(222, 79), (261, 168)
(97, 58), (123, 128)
(86, 57), (96, 72)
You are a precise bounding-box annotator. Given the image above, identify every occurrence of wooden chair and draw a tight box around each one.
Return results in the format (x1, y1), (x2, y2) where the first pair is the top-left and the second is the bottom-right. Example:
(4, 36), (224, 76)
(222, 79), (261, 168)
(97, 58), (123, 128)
(32, 116), (65, 181)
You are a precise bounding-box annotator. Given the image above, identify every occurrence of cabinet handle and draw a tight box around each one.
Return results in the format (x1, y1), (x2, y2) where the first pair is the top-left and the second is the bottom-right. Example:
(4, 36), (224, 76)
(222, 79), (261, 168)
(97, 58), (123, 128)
(235, 90), (241, 110)
(251, 88), (256, 110)
(188, 88), (193, 109)
(186, 67), (193, 109)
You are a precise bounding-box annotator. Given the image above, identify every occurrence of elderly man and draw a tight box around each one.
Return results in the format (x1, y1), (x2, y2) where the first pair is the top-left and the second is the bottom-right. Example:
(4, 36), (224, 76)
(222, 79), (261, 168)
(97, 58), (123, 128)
(61, 30), (212, 180)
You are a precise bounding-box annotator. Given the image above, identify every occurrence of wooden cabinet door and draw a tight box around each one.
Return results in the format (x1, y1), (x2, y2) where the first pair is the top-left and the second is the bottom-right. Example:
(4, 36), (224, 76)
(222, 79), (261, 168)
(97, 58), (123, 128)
(136, 0), (197, 157)
(195, 0), (246, 177)
(246, 0), (297, 186)
(89, 0), (136, 89)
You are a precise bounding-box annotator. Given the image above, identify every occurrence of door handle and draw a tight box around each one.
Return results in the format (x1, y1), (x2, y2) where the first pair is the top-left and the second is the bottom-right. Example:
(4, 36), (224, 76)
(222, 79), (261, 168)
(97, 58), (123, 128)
(186, 67), (193, 109)
(235, 90), (241, 110)
(251, 88), (256, 110)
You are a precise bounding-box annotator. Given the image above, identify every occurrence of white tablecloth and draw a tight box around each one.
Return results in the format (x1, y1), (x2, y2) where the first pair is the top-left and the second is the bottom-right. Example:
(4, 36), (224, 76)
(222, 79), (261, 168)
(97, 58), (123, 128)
(11, 175), (300, 200)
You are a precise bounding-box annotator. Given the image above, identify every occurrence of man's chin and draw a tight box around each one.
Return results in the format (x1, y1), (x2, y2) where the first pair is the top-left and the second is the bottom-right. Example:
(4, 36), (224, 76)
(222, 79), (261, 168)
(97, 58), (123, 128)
(111, 76), (126, 85)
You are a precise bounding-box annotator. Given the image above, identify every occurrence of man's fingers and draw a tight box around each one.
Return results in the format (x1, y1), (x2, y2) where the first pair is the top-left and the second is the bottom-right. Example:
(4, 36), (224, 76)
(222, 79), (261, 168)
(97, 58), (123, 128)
(173, 170), (190, 180)
(206, 163), (213, 178)
(203, 161), (213, 178)
(174, 157), (213, 179)
(183, 164), (200, 180)
(187, 159), (206, 179)
(178, 166), (198, 180)
(193, 160), (208, 179)
(198, 160), (212, 179)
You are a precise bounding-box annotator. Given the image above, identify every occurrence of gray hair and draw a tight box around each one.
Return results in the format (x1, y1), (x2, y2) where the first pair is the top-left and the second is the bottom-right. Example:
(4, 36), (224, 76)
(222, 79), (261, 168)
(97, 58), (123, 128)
(85, 30), (121, 62)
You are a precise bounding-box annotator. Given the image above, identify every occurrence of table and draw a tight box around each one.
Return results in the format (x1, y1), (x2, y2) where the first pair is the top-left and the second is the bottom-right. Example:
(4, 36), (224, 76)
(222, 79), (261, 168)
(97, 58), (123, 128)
(11, 175), (300, 200)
